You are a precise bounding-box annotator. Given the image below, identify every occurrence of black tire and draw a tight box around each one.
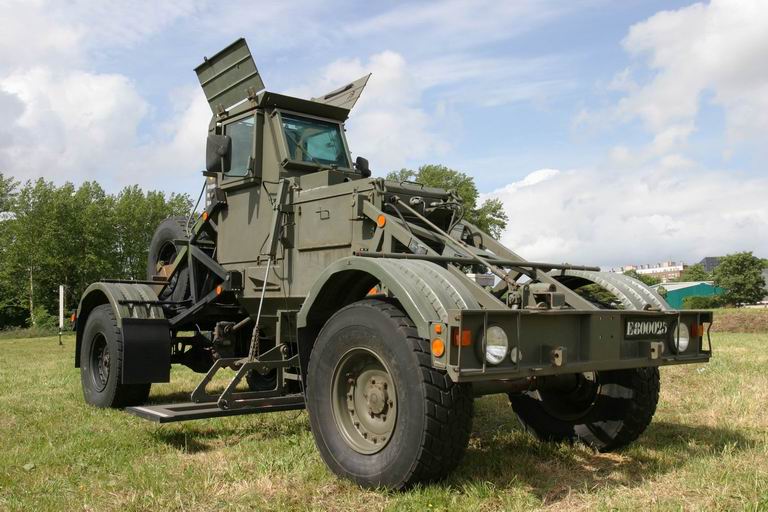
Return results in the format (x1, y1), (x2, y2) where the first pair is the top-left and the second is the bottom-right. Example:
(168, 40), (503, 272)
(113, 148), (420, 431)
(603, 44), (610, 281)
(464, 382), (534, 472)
(147, 216), (190, 302)
(306, 299), (473, 489)
(80, 304), (151, 408)
(509, 367), (660, 452)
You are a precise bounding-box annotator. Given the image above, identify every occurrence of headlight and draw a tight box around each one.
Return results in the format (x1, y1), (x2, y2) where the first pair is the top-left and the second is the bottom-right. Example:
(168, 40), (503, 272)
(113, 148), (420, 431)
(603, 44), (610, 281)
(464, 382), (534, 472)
(673, 322), (690, 353)
(483, 326), (508, 365)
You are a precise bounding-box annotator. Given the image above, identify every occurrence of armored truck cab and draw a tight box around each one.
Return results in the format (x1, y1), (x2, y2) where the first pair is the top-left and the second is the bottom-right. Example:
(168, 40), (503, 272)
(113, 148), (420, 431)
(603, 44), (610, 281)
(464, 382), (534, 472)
(73, 39), (712, 490)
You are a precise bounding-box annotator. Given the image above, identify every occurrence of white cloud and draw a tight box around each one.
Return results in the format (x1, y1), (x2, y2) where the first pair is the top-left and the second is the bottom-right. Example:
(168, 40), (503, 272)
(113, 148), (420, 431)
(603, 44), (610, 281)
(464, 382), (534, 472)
(596, 0), (768, 151)
(291, 44), (573, 173)
(484, 165), (768, 268)
(0, 0), (581, 193)
(346, 0), (575, 52)
(290, 51), (450, 172)
(122, 88), (211, 190)
(0, 0), (202, 70)
(414, 54), (573, 108)
(522, 0), (768, 267)
(63, 0), (205, 50)
(0, 0), (212, 194)
(0, 68), (148, 184)
(0, 0), (84, 70)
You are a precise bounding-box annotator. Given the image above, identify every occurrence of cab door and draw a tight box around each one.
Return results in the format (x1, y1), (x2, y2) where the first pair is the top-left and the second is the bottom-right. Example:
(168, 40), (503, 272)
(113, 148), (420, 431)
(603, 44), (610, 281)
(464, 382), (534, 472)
(215, 111), (267, 267)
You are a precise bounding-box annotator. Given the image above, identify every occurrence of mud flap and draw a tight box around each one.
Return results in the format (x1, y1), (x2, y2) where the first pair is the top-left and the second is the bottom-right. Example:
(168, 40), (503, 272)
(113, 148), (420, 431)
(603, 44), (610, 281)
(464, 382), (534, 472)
(121, 318), (171, 384)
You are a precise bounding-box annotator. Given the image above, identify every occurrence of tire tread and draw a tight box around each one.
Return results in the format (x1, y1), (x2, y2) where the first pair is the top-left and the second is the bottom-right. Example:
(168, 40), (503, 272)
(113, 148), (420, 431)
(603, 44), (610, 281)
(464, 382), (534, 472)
(308, 298), (473, 489)
(351, 300), (473, 486)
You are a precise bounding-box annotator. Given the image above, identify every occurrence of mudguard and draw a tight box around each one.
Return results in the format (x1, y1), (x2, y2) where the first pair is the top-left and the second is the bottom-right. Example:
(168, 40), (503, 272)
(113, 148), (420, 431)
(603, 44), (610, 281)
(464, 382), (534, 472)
(298, 257), (479, 339)
(552, 270), (670, 311)
(75, 282), (170, 384)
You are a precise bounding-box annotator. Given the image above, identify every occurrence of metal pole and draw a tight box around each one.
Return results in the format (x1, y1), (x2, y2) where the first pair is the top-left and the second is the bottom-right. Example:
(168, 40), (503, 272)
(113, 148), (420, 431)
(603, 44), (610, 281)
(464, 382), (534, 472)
(58, 285), (64, 346)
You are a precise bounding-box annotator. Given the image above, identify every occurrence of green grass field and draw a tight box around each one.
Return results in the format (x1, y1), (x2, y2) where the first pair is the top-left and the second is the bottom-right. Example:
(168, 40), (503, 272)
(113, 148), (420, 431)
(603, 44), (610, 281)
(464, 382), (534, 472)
(1, 331), (767, 511)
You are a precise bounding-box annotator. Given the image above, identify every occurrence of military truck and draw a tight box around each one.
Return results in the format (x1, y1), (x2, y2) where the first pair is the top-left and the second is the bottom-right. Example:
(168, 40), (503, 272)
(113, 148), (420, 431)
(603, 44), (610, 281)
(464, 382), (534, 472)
(73, 39), (712, 489)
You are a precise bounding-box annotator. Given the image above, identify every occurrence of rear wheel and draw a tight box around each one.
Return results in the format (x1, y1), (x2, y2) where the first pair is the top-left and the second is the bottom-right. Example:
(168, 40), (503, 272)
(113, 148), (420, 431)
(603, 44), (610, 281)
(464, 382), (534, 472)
(80, 304), (151, 408)
(306, 299), (473, 489)
(509, 367), (660, 452)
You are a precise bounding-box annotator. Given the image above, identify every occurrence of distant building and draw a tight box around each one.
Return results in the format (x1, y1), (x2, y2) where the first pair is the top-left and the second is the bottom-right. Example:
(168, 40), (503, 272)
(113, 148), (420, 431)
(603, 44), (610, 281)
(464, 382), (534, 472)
(615, 261), (686, 283)
(652, 281), (725, 308)
(698, 256), (722, 273)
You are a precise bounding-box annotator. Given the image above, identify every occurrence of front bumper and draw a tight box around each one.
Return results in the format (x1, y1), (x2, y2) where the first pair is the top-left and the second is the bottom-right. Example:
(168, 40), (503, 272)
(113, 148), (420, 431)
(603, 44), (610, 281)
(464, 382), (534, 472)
(441, 308), (712, 382)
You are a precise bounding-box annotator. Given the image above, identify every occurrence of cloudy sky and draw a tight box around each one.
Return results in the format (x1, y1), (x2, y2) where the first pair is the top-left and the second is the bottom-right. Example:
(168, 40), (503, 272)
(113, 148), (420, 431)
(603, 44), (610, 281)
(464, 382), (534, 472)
(0, 0), (765, 268)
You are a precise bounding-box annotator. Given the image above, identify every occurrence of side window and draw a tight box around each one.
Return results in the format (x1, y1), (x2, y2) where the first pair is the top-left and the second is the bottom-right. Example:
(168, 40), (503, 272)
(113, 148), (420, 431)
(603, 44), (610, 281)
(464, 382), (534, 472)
(225, 116), (254, 176)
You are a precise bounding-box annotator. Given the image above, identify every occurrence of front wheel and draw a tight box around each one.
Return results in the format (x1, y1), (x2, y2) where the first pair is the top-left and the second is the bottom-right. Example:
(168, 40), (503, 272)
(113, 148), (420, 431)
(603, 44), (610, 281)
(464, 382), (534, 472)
(306, 299), (473, 489)
(509, 367), (660, 452)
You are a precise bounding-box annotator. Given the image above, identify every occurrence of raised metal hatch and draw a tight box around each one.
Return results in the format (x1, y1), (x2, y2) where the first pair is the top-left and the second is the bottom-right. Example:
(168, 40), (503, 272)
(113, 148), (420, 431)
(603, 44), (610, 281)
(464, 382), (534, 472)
(311, 73), (371, 110)
(195, 38), (265, 114)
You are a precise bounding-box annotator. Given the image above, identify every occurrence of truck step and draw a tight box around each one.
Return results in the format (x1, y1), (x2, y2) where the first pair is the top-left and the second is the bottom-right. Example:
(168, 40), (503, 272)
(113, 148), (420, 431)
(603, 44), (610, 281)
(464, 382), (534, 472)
(125, 394), (305, 423)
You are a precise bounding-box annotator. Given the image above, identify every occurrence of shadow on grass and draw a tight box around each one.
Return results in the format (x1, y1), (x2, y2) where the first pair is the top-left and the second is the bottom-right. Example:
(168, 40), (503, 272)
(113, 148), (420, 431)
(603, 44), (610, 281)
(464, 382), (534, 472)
(152, 430), (213, 454)
(148, 409), (311, 453)
(451, 420), (753, 503)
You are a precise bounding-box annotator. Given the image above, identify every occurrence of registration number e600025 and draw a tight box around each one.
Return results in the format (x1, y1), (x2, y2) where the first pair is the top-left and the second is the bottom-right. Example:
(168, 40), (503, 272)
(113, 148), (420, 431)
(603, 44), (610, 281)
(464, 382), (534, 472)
(625, 319), (669, 339)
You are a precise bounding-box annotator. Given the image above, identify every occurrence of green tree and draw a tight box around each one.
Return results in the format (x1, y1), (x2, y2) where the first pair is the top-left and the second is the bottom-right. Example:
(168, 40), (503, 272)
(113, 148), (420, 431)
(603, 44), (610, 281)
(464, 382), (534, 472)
(4, 179), (106, 323)
(0, 172), (18, 212)
(113, 186), (191, 279)
(0, 176), (192, 327)
(0, 173), (23, 326)
(677, 263), (711, 282)
(386, 164), (508, 239)
(714, 251), (766, 306)
(622, 269), (661, 286)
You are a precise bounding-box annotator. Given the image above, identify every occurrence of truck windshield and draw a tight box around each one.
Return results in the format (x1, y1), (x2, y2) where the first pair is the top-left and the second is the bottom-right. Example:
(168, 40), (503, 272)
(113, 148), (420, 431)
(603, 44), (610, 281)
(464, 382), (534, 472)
(281, 114), (349, 168)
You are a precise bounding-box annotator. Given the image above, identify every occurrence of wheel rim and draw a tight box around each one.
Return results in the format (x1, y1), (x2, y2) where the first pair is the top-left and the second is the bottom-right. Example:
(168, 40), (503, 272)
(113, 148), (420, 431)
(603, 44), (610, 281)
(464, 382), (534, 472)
(331, 347), (397, 454)
(538, 372), (600, 421)
(89, 333), (110, 392)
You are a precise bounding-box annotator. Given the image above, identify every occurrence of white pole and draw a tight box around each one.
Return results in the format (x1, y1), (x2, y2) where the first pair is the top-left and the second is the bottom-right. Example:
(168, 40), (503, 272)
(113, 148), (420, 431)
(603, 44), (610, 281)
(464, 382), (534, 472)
(58, 285), (64, 346)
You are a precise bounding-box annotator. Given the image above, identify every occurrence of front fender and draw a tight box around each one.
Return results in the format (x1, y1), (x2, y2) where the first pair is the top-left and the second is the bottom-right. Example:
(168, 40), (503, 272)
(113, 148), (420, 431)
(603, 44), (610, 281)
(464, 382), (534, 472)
(297, 257), (479, 339)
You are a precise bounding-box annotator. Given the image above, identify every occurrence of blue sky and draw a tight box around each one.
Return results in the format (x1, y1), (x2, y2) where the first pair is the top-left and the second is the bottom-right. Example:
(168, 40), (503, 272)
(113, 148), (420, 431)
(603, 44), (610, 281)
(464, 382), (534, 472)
(0, 0), (766, 267)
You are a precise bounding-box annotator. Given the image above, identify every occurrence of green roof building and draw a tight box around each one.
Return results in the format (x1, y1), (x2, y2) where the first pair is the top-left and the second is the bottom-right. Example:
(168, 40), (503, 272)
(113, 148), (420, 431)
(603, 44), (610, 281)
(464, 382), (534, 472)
(652, 281), (725, 309)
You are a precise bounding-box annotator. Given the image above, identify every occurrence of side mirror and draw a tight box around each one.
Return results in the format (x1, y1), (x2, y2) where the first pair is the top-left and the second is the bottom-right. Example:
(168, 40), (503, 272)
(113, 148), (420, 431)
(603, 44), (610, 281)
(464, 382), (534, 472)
(355, 156), (371, 178)
(205, 134), (231, 174)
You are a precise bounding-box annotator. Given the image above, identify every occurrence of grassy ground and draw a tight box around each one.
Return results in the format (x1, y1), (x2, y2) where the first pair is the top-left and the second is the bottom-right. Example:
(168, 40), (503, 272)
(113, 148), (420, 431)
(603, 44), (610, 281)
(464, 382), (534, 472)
(1, 332), (767, 511)
(0, 326), (60, 341)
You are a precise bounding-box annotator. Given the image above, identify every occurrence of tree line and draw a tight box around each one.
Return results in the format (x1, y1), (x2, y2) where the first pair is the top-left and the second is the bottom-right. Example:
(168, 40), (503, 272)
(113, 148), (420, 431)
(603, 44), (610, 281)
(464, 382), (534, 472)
(0, 173), (191, 328)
